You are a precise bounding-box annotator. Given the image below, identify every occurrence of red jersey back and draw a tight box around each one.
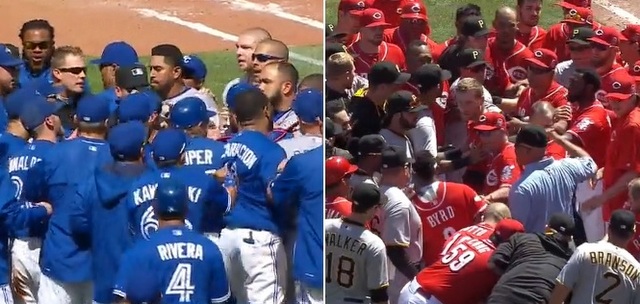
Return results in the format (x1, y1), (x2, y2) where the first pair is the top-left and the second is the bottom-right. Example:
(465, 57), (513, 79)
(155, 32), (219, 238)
(326, 196), (352, 219)
(566, 101), (612, 167)
(416, 223), (498, 304)
(517, 26), (547, 50)
(516, 81), (568, 117)
(483, 144), (521, 195)
(347, 41), (406, 77)
(410, 181), (488, 266)
(485, 38), (534, 96)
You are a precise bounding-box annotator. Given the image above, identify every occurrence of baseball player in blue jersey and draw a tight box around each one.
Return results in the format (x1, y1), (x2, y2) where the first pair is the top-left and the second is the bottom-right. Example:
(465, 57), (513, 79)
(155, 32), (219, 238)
(69, 121), (147, 304)
(5, 94), (63, 303)
(0, 44), (24, 132)
(0, 90), (33, 167)
(126, 128), (230, 241)
(169, 97), (225, 173)
(270, 145), (324, 304)
(21, 94), (113, 304)
(91, 42), (139, 112)
(278, 88), (323, 158)
(0, 170), (23, 304)
(216, 89), (288, 304)
(114, 178), (231, 304)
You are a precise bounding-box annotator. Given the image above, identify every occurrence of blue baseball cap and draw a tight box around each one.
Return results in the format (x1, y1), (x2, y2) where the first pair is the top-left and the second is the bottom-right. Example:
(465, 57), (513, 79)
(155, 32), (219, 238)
(293, 88), (323, 123)
(226, 82), (258, 111)
(108, 121), (147, 161)
(76, 95), (112, 123)
(5, 89), (41, 119)
(118, 93), (154, 123)
(90, 41), (139, 66)
(169, 97), (215, 129)
(151, 128), (187, 161)
(19, 94), (64, 130)
(0, 45), (22, 68)
(182, 55), (207, 80)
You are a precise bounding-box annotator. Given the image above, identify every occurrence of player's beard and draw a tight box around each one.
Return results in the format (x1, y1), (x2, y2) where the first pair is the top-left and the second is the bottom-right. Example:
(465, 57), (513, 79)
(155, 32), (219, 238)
(268, 93), (283, 109)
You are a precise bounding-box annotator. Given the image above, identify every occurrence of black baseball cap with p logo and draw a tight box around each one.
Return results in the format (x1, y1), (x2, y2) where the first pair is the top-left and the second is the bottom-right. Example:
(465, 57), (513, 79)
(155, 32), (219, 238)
(461, 16), (489, 37)
(459, 48), (487, 68)
(567, 27), (595, 45)
(368, 61), (411, 86)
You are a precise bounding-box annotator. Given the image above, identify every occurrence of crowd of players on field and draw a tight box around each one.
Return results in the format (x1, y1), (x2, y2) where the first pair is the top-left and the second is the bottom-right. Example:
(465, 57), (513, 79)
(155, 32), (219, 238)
(324, 0), (640, 303)
(0, 19), (324, 304)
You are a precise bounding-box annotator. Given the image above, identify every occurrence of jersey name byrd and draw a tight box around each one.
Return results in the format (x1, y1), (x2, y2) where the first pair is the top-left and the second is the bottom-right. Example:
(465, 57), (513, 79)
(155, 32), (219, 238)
(426, 206), (455, 228)
(157, 242), (204, 261)
(326, 232), (369, 256)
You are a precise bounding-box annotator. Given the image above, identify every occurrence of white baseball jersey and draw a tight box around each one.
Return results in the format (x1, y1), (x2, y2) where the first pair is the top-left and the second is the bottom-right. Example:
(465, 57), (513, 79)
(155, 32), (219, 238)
(325, 218), (389, 304)
(379, 128), (414, 161)
(557, 241), (640, 304)
(277, 135), (323, 159)
(162, 87), (220, 125)
(273, 109), (299, 133)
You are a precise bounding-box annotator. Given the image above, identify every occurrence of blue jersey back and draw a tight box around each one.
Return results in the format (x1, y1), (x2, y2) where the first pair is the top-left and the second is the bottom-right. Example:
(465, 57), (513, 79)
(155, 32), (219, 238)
(114, 227), (230, 304)
(221, 130), (285, 234)
(6, 140), (55, 238)
(183, 136), (225, 173)
(0, 133), (28, 168)
(127, 166), (229, 240)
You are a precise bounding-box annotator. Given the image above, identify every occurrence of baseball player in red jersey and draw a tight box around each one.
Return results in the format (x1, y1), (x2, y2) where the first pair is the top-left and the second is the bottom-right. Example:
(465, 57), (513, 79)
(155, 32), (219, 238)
(516, 0), (547, 50)
(620, 25), (640, 66)
(371, 0), (417, 29)
(542, 4), (596, 62)
(582, 75), (640, 233)
(383, 1), (442, 62)
(589, 27), (633, 107)
(630, 60), (640, 88)
(484, 7), (534, 96)
(348, 8), (406, 77)
(326, 156), (358, 219)
(407, 150), (488, 267)
(513, 49), (568, 118)
(397, 206), (523, 304)
(335, 0), (373, 47)
(473, 112), (521, 202)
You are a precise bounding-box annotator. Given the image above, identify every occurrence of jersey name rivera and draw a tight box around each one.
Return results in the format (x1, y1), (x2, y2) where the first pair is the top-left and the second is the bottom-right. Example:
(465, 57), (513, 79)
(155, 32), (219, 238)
(157, 241), (205, 261)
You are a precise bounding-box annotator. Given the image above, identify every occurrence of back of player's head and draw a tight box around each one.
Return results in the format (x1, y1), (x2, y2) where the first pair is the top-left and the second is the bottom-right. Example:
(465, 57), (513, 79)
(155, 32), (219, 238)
(151, 44), (183, 68)
(234, 89), (269, 124)
(153, 178), (189, 220)
(456, 4), (482, 22)
(299, 73), (323, 91)
(169, 97), (215, 129)
(108, 121), (147, 162)
(264, 61), (300, 87)
(609, 209), (637, 240)
(574, 68), (602, 91)
(351, 182), (382, 214)
(482, 203), (511, 223)
(412, 150), (437, 181)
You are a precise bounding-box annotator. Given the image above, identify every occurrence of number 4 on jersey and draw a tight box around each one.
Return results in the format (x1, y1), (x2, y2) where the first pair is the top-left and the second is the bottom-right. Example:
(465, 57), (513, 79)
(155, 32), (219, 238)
(166, 263), (196, 302)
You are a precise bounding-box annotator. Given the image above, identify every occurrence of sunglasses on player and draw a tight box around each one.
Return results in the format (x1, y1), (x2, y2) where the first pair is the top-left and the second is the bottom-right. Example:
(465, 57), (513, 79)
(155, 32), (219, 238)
(23, 41), (52, 50)
(57, 67), (87, 75)
(252, 53), (284, 63)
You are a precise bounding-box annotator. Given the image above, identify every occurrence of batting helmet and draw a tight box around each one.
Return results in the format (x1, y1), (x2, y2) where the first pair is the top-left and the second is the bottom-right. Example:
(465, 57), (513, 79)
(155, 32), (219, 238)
(326, 156), (358, 186)
(169, 97), (216, 129)
(154, 178), (189, 217)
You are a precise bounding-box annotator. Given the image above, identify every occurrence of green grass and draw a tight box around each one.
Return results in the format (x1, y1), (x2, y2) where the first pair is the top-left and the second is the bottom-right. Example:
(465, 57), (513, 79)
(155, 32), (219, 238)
(326, 0), (564, 43)
(86, 45), (323, 98)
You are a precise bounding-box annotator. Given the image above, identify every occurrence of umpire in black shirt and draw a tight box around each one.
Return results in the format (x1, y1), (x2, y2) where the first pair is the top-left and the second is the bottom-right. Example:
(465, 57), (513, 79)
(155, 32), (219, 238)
(487, 213), (575, 304)
(349, 61), (409, 138)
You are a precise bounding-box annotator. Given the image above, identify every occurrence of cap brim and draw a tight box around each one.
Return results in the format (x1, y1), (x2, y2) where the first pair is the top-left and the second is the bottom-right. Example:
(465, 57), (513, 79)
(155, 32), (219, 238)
(393, 72), (411, 84)
(472, 28), (490, 37)
(400, 13), (427, 20)
(207, 110), (217, 117)
(365, 22), (392, 28)
(346, 164), (359, 175)
(473, 125), (499, 131)
(408, 104), (428, 113)
(562, 19), (587, 25)
(440, 69), (452, 81)
(525, 58), (551, 69)
(0, 58), (23, 67)
(605, 92), (635, 102)
(90, 58), (104, 65)
(588, 37), (612, 47)
(566, 39), (590, 45)
(466, 61), (487, 68)
(327, 32), (348, 39)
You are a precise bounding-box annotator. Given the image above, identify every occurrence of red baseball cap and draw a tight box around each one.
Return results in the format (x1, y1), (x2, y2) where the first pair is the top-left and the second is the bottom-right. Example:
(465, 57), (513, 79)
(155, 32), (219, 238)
(355, 8), (392, 28)
(589, 26), (627, 47)
(526, 48), (559, 69)
(560, 6), (593, 25)
(604, 73), (637, 102)
(494, 219), (525, 240)
(338, 0), (372, 13)
(629, 60), (640, 82)
(473, 112), (507, 131)
(326, 156), (359, 185)
(621, 24), (640, 43)
(399, 1), (428, 21)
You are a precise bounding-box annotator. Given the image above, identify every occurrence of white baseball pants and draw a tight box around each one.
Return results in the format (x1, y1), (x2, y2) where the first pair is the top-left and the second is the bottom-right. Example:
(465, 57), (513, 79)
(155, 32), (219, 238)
(576, 180), (606, 242)
(398, 279), (444, 304)
(37, 274), (92, 304)
(11, 238), (41, 304)
(295, 281), (323, 304)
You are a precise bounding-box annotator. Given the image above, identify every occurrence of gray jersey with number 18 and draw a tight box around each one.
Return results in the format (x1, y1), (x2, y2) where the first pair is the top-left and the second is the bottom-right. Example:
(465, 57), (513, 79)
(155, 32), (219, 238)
(556, 241), (640, 304)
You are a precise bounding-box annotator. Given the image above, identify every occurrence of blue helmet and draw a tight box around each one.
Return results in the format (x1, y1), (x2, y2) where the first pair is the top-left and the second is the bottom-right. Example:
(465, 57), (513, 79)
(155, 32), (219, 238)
(153, 178), (188, 217)
(169, 97), (216, 129)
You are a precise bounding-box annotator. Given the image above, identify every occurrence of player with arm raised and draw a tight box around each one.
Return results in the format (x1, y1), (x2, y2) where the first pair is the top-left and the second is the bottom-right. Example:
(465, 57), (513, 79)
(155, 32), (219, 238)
(550, 209), (640, 304)
(398, 203), (517, 304)
(408, 150), (488, 266)
(113, 178), (230, 304)
(326, 182), (390, 304)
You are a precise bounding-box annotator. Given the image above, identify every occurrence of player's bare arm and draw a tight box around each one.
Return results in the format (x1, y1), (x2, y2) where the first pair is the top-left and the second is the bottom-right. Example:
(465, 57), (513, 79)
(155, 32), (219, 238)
(548, 280), (572, 304)
(496, 97), (519, 114)
(548, 129), (590, 158)
(583, 170), (638, 212)
(484, 186), (510, 203)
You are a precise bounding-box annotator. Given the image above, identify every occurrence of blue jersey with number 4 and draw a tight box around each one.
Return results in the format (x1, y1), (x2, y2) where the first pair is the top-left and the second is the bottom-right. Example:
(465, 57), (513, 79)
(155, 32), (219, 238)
(113, 226), (231, 304)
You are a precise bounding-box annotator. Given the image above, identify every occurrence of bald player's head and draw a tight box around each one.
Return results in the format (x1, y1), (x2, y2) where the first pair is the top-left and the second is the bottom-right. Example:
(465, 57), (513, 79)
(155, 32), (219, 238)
(482, 203), (511, 224)
(235, 27), (273, 71)
(257, 61), (299, 106)
(529, 101), (556, 128)
(252, 39), (289, 78)
(405, 40), (432, 73)
(493, 6), (517, 43)
(628, 178), (640, 212)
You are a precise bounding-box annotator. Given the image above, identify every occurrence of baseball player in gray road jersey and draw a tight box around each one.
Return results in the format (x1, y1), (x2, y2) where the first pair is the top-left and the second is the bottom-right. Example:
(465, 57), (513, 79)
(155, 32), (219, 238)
(550, 209), (640, 304)
(278, 88), (323, 158)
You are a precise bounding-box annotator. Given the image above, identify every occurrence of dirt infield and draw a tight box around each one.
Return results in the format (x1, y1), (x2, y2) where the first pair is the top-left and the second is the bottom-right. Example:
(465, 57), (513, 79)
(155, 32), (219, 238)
(0, 0), (322, 56)
(592, 0), (639, 29)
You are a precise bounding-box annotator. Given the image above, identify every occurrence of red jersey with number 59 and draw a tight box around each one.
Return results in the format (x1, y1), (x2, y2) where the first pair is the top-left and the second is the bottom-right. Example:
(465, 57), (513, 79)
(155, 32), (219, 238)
(408, 181), (488, 266)
(416, 223), (498, 304)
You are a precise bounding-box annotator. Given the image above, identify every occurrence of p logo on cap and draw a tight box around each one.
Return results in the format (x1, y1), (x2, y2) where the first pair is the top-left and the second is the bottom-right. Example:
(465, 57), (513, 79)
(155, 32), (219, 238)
(472, 50), (479, 59)
(478, 19), (485, 28)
